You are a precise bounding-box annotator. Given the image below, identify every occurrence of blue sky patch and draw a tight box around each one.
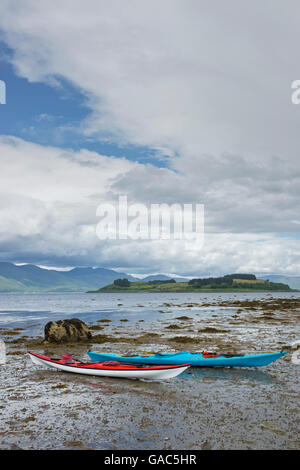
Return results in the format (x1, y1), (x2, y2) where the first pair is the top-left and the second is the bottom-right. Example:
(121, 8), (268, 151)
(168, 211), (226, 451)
(0, 43), (167, 167)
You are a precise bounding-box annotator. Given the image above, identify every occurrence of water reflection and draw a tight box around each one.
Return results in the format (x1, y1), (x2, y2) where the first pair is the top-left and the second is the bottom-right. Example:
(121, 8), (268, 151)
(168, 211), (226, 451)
(182, 366), (277, 384)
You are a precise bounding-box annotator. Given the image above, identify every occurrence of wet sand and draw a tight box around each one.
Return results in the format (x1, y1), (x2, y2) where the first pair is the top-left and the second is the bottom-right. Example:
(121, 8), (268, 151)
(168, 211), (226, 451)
(0, 295), (299, 450)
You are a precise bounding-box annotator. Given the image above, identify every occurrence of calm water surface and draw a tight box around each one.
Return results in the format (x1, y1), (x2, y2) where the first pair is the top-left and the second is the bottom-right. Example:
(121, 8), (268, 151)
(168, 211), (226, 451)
(0, 290), (299, 332)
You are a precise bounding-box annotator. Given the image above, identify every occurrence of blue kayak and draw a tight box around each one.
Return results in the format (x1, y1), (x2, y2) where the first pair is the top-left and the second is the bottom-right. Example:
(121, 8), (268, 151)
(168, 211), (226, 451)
(87, 350), (287, 368)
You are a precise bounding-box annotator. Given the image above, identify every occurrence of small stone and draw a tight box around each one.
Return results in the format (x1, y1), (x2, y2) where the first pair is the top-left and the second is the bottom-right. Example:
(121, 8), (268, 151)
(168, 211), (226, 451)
(201, 440), (212, 450)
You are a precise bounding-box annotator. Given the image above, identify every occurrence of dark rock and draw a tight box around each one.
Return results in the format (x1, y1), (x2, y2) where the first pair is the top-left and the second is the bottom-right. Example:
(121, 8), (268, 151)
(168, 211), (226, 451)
(44, 318), (92, 343)
(11, 444), (22, 450)
(198, 327), (228, 333)
(201, 440), (212, 450)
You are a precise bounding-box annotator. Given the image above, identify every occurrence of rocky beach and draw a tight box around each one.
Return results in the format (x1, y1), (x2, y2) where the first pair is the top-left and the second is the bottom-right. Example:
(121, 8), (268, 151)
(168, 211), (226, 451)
(0, 292), (299, 450)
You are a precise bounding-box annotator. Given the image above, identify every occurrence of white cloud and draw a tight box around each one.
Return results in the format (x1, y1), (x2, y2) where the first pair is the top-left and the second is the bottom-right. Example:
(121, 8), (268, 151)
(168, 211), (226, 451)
(0, 136), (299, 274)
(0, 135), (132, 203)
(0, 1), (300, 273)
(1, 0), (300, 160)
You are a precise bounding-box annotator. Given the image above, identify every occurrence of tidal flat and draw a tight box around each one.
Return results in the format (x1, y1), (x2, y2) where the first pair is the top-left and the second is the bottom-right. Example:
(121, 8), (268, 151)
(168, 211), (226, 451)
(0, 292), (299, 450)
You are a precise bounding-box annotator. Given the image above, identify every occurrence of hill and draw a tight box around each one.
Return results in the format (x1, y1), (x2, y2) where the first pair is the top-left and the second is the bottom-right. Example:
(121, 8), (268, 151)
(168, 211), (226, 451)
(0, 262), (137, 292)
(259, 274), (300, 291)
(141, 274), (190, 282)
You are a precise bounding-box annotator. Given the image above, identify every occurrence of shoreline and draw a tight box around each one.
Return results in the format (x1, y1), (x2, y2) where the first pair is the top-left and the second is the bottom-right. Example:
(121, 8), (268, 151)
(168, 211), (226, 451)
(1, 294), (299, 450)
(88, 289), (297, 293)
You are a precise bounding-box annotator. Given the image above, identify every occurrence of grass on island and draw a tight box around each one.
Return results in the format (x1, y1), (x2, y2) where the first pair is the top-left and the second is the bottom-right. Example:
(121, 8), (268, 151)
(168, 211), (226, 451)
(88, 275), (293, 293)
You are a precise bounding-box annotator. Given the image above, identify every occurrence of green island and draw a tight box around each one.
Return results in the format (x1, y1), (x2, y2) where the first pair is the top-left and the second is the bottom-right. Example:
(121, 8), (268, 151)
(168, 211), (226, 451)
(88, 274), (294, 293)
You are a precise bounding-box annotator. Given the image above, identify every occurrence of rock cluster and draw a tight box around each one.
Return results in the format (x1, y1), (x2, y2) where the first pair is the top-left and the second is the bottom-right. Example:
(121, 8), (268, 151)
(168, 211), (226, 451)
(44, 318), (92, 343)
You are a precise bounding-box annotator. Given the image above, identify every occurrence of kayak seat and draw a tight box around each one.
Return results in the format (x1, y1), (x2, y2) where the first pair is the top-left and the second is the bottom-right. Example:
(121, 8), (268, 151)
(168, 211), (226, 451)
(195, 352), (245, 358)
(123, 363), (147, 368)
(102, 361), (121, 366)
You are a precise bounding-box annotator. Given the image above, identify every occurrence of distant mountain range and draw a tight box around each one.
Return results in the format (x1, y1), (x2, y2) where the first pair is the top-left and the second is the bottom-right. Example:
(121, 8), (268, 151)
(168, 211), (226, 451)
(0, 262), (298, 293)
(141, 274), (189, 283)
(0, 262), (189, 292)
(0, 262), (135, 292)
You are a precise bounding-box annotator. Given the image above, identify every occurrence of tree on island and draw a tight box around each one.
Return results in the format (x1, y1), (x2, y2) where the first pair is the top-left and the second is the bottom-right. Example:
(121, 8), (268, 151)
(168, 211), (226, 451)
(148, 279), (176, 285)
(224, 274), (256, 280)
(113, 278), (131, 287)
(188, 274), (257, 288)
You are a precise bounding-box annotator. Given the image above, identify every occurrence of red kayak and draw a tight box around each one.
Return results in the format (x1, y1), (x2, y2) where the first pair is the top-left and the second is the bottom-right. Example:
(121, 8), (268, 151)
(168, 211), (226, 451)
(27, 351), (190, 380)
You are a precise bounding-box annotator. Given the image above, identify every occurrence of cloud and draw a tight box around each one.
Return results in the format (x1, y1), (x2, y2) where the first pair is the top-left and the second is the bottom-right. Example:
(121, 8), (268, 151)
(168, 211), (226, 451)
(0, 1), (300, 273)
(115, 152), (300, 234)
(1, 0), (300, 159)
(0, 135), (298, 274)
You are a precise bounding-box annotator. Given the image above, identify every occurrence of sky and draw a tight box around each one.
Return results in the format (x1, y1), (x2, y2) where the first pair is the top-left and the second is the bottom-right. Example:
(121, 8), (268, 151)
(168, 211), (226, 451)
(0, 0), (300, 276)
